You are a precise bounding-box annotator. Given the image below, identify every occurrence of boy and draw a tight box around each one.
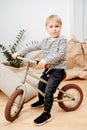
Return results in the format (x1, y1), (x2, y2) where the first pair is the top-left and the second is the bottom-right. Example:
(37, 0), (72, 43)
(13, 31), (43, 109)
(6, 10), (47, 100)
(12, 14), (67, 125)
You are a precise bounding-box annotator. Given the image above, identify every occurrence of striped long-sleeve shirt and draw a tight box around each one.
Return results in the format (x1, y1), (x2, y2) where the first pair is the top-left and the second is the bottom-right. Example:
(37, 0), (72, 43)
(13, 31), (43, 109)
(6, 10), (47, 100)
(18, 35), (67, 71)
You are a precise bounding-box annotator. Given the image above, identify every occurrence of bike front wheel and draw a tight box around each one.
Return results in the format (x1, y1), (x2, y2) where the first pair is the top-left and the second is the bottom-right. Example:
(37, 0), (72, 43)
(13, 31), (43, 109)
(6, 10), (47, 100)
(58, 84), (83, 111)
(5, 89), (24, 122)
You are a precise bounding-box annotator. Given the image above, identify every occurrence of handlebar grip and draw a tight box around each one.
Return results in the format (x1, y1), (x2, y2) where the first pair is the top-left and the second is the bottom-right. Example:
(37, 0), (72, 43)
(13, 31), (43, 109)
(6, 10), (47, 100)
(35, 60), (50, 69)
(45, 64), (50, 69)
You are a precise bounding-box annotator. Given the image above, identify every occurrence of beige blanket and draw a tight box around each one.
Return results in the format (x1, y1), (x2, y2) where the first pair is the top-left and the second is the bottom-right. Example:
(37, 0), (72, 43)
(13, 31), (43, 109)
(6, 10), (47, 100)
(65, 39), (87, 80)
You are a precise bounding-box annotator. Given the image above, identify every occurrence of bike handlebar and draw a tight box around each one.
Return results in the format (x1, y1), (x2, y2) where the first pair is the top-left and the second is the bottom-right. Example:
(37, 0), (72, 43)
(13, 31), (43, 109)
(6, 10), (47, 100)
(17, 56), (50, 69)
(17, 56), (37, 64)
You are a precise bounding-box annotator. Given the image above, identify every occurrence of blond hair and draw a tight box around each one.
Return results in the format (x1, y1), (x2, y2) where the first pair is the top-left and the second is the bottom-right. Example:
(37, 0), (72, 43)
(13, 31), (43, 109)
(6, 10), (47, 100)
(45, 14), (62, 27)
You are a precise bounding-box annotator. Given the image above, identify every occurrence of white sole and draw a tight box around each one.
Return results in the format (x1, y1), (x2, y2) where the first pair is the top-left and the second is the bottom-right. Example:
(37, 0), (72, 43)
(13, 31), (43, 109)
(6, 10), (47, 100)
(33, 117), (52, 126)
(31, 104), (44, 109)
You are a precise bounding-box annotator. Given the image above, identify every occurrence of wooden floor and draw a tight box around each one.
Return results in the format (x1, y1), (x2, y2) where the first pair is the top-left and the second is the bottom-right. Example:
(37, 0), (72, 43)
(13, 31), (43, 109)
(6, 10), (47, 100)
(0, 79), (87, 130)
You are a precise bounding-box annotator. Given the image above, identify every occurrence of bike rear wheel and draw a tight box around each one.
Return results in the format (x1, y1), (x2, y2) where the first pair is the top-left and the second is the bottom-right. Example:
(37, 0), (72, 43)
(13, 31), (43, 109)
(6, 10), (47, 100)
(58, 84), (83, 111)
(5, 89), (24, 122)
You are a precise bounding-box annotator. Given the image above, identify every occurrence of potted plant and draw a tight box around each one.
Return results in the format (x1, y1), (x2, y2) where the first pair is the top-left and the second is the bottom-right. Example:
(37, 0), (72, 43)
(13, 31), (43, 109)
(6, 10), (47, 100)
(0, 29), (26, 68)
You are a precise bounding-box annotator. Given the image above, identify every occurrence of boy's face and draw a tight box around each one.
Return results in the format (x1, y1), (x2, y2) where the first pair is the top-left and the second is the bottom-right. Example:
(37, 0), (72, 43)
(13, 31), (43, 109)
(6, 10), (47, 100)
(46, 21), (62, 39)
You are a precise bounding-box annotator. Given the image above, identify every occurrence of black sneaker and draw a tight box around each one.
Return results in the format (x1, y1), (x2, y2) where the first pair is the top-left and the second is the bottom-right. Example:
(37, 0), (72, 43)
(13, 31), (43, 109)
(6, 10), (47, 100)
(33, 112), (52, 126)
(31, 101), (44, 109)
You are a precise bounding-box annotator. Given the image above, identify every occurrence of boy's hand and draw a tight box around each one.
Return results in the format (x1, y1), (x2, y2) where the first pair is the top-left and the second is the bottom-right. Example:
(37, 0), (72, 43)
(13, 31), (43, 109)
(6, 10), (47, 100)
(11, 52), (20, 59)
(38, 59), (46, 69)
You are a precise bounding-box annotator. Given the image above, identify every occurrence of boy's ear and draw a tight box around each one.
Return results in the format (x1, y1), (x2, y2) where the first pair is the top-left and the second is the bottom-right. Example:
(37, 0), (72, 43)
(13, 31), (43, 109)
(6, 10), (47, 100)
(46, 26), (49, 32)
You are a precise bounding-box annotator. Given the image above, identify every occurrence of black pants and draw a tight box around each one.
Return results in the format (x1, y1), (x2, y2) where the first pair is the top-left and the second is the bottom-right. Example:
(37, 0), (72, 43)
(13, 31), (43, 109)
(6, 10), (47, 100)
(38, 68), (65, 113)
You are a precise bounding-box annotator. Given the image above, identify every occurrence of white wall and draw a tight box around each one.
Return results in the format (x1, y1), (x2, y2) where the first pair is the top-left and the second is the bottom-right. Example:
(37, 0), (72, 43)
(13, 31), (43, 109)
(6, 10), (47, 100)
(0, 0), (71, 62)
(69, 0), (87, 42)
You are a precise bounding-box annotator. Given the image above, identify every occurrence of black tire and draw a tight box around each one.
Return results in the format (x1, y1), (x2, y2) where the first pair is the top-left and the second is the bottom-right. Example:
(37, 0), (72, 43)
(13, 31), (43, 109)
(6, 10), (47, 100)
(5, 89), (24, 122)
(58, 84), (83, 111)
